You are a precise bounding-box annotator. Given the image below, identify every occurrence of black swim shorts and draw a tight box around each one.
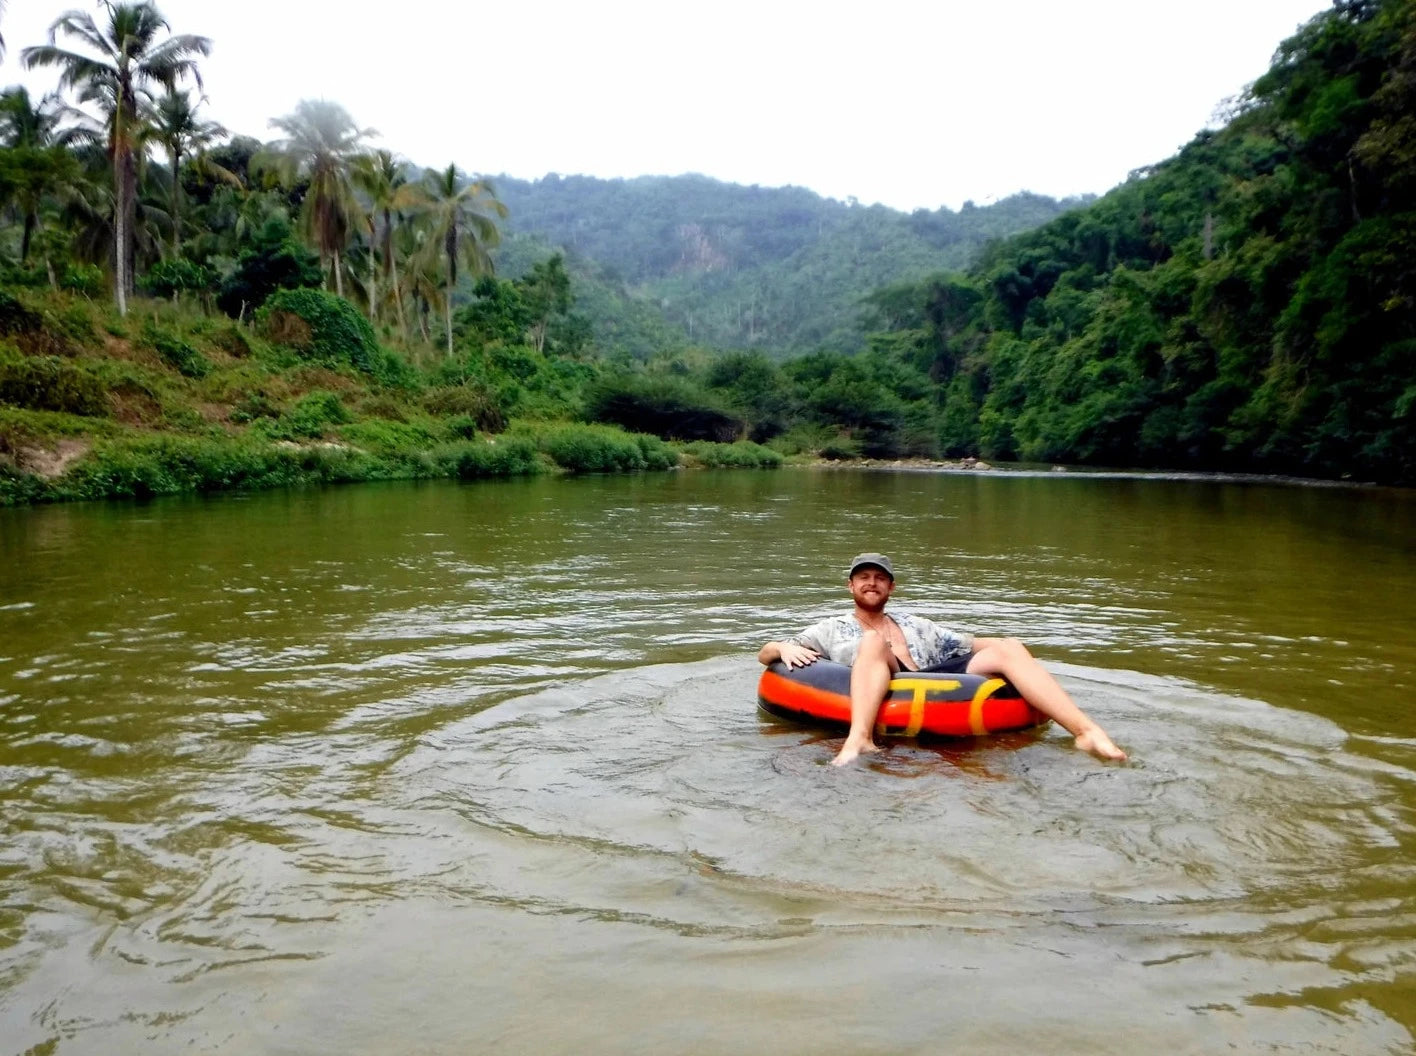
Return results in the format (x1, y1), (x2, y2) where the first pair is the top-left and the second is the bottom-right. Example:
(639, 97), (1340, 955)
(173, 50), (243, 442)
(919, 651), (976, 675)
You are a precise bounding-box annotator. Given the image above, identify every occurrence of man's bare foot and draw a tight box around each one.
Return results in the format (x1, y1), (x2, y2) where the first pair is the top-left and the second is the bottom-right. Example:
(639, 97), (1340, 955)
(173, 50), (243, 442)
(832, 737), (881, 766)
(1074, 726), (1127, 762)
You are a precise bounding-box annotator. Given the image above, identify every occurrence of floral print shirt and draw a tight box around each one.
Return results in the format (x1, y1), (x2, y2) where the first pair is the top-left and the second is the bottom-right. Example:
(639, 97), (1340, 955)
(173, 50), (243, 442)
(788, 611), (973, 670)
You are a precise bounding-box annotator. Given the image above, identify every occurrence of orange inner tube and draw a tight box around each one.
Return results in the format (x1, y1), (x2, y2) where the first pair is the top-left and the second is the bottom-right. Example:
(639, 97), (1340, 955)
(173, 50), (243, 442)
(757, 660), (1048, 737)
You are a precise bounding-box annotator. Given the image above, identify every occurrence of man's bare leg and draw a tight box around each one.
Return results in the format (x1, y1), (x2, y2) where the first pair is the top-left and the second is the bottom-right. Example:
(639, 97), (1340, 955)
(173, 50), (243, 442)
(967, 637), (1126, 761)
(833, 631), (896, 766)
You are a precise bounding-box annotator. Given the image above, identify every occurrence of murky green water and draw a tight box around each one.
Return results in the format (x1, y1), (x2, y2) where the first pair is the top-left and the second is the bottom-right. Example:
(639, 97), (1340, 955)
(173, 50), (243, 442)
(2, 468), (1414, 1054)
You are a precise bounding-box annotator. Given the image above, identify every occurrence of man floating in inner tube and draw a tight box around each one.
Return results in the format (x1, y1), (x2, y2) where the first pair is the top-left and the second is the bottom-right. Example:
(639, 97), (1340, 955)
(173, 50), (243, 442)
(757, 552), (1127, 766)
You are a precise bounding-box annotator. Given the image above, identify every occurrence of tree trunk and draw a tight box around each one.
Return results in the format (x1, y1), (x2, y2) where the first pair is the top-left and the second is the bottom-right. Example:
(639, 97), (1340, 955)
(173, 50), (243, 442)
(445, 282), (454, 358)
(384, 210), (409, 340)
(367, 222), (378, 324)
(21, 211), (35, 264)
(114, 153), (128, 317)
(391, 255), (408, 340)
(334, 248), (344, 299)
(444, 235), (457, 357)
(171, 154), (182, 256)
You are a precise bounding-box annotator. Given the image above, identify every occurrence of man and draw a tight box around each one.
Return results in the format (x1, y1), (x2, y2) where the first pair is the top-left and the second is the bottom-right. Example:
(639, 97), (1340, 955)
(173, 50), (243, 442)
(757, 552), (1127, 766)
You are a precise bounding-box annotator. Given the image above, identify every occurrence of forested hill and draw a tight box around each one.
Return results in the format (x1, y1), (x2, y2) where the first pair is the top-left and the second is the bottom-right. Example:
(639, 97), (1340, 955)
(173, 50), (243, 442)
(857, 0), (1416, 483)
(488, 174), (1084, 355)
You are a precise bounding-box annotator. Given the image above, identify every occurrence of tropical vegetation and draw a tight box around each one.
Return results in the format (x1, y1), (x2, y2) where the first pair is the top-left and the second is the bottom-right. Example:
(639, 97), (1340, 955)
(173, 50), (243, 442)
(1, 0), (1413, 508)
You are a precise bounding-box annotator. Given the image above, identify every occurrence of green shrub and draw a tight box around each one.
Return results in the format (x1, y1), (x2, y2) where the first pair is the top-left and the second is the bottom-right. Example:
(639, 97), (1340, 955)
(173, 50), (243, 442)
(0, 289), (71, 356)
(442, 414), (481, 440)
(257, 288), (382, 375)
(55, 436), (267, 499)
(139, 259), (214, 299)
(765, 423), (835, 457)
(211, 323), (253, 359)
(584, 372), (743, 441)
(432, 436), (542, 479)
(0, 352), (109, 416)
(819, 435), (863, 460)
(680, 440), (784, 468)
(517, 422), (674, 473)
(542, 423), (646, 472)
(52, 302), (98, 346)
(216, 217), (323, 317)
(0, 289), (43, 335)
(142, 323), (210, 378)
(0, 462), (48, 506)
(160, 406), (209, 432)
(59, 263), (104, 297)
(358, 394), (410, 422)
(0, 261), (49, 289)
(422, 384), (506, 432)
(0, 412), (32, 459)
(276, 389), (351, 439)
(337, 419), (437, 454)
(369, 347), (421, 391)
(231, 392), (281, 423)
(52, 434), (403, 501)
(635, 433), (679, 470)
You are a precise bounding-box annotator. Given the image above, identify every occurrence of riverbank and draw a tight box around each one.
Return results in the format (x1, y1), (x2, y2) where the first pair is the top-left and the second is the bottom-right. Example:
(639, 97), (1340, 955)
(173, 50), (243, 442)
(4, 286), (1394, 511)
(0, 288), (783, 507)
(0, 422), (785, 506)
(804, 456), (1401, 491)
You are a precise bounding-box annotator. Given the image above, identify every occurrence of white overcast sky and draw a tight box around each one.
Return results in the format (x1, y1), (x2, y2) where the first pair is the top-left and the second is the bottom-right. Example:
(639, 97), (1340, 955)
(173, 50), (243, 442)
(2, 0), (1329, 212)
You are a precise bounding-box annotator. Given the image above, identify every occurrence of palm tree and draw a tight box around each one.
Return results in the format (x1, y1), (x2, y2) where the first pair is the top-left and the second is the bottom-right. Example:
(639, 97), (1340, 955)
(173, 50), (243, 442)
(151, 88), (230, 255)
(417, 164), (506, 356)
(0, 86), (72, 262)
(352, 149), (421, 331)
(258, 99), (373, 299)
(22, 2), (210, 315)
(392, 219), (438, 345)
(0, 85), (65, 149)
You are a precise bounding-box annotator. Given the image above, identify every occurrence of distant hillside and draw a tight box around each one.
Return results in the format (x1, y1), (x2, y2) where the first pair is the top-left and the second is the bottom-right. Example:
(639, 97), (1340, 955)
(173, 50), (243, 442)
(488, 173), (1085, 355)
(855, 0), (1416, 482)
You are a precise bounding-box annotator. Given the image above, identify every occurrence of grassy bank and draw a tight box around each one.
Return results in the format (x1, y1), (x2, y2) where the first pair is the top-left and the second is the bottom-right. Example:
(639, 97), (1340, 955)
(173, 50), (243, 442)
(0, 288), (782, 507)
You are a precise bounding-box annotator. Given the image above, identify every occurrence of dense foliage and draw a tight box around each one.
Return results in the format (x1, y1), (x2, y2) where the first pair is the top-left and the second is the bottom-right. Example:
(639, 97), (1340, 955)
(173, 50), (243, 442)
(848, 0), (1416, 482)
(1, 0), (1412, 503)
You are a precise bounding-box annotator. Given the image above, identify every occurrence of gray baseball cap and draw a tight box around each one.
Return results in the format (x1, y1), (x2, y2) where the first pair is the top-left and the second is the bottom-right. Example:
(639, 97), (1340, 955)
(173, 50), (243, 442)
(847, 552), (894, 580)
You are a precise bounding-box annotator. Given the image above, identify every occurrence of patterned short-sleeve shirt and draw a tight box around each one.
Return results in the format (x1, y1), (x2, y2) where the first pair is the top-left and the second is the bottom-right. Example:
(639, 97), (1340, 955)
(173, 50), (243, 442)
(789, 611), (973, 669)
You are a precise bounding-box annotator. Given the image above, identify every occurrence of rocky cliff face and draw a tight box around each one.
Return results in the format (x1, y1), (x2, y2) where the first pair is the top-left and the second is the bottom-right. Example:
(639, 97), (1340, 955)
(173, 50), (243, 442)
(674, 223), (730, 274)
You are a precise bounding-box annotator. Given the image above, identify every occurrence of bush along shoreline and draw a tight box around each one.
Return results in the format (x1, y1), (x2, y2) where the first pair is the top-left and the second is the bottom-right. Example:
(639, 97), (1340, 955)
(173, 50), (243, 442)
(0, 288), (783, 508)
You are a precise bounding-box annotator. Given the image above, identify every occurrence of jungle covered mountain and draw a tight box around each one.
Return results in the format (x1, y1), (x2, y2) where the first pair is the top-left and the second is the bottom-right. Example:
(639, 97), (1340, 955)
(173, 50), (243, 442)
(490, 174), (1084, 355)
(859, 0), (1416, 483)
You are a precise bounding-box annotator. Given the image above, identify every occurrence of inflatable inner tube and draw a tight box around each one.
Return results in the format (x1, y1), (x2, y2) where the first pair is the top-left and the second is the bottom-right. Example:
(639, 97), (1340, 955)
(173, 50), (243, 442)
(757, 660), (1048, 738)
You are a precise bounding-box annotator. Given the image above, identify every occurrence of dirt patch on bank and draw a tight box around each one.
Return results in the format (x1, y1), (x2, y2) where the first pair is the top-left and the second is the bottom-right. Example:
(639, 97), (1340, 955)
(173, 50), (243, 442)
(17, 438), (91, 478)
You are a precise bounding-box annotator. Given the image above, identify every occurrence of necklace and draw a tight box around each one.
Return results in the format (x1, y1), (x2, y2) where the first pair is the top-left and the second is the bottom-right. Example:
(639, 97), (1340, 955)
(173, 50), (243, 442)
(856, 613), (895, 646)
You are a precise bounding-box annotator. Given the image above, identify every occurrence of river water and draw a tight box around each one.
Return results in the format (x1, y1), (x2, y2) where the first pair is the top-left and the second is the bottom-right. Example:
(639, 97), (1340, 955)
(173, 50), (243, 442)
(1, 468), (1414, 1054)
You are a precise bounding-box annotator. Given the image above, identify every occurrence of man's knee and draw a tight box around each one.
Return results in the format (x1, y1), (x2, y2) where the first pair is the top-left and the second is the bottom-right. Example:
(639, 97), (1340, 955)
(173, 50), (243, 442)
(973, 637), (1033, 670)
(999, 637), (1030, 658)
(858, 630), (891, 662)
